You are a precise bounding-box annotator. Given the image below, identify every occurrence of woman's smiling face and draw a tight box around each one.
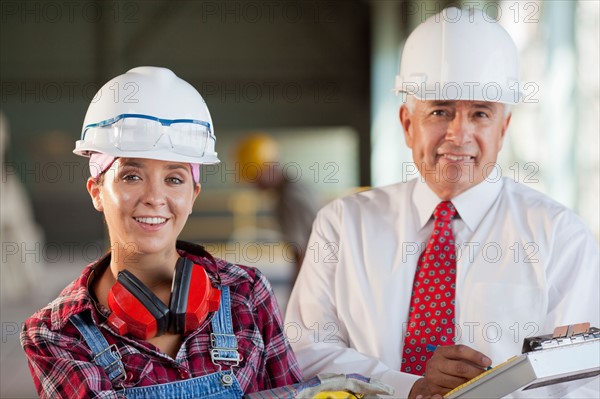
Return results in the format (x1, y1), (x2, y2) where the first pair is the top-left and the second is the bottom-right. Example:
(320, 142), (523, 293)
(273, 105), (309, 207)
(87, 158), (200, 257)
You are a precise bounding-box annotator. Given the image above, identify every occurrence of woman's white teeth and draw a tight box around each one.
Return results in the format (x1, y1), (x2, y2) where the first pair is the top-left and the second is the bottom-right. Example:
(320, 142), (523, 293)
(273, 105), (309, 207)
(135, 217), (166, 225)
(444, 154), (472, 161)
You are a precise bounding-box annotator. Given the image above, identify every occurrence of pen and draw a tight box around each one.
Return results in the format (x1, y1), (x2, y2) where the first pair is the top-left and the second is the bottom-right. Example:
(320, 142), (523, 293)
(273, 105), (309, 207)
(425, 344), (493, 370)
(425, 344), (438, 352)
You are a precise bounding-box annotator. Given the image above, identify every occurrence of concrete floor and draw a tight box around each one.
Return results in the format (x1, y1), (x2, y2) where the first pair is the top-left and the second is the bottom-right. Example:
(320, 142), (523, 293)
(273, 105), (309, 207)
(0, 258), (293, 398)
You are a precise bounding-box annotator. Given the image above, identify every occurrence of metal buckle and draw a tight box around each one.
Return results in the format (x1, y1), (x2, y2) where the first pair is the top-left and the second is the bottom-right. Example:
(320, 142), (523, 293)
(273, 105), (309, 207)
(210, 333), (238, 350)
(210, 348), (242, 367)
(93, 344), (126, 382)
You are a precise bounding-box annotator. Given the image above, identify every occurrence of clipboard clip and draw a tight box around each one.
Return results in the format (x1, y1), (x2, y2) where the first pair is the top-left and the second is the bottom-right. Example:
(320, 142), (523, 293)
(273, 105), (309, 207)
(522, 322), (600, 353)
(552, 322), (591, 339)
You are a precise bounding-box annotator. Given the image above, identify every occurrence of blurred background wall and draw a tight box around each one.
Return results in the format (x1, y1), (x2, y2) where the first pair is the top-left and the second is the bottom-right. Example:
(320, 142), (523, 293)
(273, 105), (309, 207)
(1, 0), (598, 397)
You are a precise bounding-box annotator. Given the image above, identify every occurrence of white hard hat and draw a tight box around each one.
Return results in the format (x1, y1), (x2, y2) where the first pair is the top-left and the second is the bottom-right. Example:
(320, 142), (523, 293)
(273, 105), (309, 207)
(395, 7), (521, 104)
(74, 66), (219, 164)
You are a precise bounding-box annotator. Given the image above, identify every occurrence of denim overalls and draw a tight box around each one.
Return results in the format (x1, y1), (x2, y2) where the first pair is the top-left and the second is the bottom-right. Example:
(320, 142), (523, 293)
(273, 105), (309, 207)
(70, 286), (244, 399)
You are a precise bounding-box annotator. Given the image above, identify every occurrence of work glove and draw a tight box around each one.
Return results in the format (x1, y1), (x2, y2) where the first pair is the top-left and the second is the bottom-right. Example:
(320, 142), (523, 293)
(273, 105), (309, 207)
(244, 373), (394, 399)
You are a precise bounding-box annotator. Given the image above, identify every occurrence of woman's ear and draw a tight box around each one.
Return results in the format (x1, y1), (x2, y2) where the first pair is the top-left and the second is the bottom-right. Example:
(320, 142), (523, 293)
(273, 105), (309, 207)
(87, 177), (103, 212)
(190, 183), (201, 214)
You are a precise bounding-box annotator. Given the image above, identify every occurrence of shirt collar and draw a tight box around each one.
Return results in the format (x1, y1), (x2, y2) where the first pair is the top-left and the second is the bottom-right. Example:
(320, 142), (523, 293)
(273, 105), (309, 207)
(413, 179), (443, 230)
(49, 263), (98, 331)
(413, 177), (503, 231)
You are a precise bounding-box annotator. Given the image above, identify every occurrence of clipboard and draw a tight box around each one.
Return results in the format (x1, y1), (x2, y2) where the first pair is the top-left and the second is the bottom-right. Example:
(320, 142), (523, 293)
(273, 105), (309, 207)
(444, 323), (600, 399)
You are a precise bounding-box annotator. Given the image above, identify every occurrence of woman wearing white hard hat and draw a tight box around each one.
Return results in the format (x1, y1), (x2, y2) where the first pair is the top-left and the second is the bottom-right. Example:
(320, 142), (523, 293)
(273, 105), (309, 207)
(20, 67), (302, 398)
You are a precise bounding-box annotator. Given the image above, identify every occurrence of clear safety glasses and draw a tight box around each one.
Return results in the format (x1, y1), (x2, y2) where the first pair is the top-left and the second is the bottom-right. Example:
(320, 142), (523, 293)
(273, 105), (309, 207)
(82, 114), (214, 157)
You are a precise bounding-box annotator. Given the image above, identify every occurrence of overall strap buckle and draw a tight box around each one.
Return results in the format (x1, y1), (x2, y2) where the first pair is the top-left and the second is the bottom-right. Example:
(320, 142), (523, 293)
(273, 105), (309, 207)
(209, 287), (243, 371)
(70, 313), (126, 385)
(93, 343), (127, 383)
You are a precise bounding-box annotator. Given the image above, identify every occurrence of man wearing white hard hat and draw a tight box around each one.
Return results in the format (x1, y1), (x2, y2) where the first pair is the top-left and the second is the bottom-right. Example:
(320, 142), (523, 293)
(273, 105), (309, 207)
(21, 67), (303, 398)
(286, 7), (599, 399)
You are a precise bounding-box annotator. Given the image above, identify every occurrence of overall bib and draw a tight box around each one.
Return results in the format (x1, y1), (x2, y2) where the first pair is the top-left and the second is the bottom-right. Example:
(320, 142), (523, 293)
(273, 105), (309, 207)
(70, 286), (244, 399)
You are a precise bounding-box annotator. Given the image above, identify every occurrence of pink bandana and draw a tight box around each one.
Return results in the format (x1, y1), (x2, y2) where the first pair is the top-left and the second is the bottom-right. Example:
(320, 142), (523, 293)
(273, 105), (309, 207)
(89, 153), (117, 179)
(89, 154), (200, 183)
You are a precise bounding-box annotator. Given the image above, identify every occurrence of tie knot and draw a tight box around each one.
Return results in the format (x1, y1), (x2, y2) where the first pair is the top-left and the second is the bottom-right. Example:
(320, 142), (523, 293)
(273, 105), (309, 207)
(434, 201), (457, 221)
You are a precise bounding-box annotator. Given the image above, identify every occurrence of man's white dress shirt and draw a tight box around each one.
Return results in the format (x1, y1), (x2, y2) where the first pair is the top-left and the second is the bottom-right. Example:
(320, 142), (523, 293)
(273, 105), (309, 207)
(285, 177), (599, 398)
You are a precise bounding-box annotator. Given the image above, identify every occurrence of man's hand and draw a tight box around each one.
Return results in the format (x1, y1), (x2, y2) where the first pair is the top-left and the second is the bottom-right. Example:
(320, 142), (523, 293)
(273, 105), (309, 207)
(408, 344), (492, 398)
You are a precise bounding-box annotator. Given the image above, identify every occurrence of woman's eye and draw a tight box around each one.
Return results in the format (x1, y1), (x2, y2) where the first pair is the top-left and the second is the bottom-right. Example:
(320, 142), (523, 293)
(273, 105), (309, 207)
(123, 174), (140, 181)
(166, 177), (183, 184)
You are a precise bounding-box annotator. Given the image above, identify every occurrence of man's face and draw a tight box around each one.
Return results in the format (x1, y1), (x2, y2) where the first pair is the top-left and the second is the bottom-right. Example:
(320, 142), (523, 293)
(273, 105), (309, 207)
(400, 99), (511, 200)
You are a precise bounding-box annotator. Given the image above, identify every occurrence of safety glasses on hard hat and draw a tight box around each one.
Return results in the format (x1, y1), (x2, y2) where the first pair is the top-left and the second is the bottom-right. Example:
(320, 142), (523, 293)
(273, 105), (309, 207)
(82, 114), (214, 157)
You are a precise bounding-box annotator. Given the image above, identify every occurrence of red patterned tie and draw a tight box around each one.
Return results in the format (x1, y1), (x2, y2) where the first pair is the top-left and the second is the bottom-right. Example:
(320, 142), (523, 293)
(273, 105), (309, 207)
(401, 201), (457, 375)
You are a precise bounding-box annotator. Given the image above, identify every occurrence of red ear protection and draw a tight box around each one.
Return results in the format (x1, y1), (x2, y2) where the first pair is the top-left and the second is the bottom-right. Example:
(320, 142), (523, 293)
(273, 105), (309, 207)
(107, 270), (170, 339)
(169, 258), (221, 335)
(107, 258), (221, 340)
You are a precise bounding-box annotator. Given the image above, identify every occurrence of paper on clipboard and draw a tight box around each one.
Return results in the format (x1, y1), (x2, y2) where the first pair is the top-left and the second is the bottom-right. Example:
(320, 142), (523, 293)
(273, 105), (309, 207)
(444, 325), (600, 399)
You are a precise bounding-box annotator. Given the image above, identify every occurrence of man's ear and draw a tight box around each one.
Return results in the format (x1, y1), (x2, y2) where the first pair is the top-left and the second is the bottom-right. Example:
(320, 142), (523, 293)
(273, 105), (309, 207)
(497, 112), (512, 151)
(400, 105), (414, 148)
(87, 177), (103, 212)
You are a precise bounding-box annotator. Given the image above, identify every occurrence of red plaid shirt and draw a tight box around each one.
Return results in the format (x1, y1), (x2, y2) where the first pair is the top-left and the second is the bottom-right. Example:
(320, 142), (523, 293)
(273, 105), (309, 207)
(21, 241), (302, 399)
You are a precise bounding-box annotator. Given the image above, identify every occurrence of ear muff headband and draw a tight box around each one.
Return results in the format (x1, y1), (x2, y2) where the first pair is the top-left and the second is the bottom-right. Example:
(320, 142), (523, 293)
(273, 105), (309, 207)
(170, 258), (193, 334)
(118, 270), (171, 333)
